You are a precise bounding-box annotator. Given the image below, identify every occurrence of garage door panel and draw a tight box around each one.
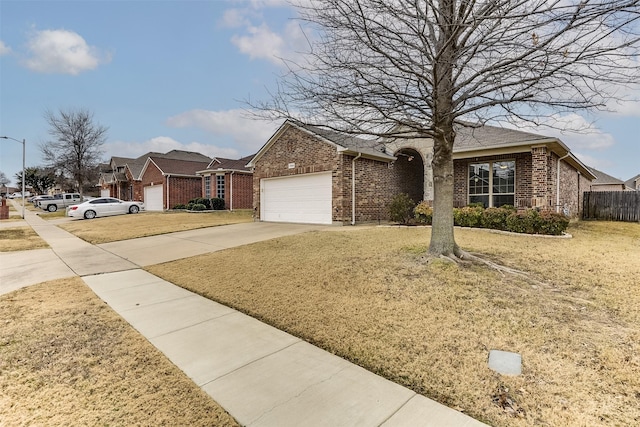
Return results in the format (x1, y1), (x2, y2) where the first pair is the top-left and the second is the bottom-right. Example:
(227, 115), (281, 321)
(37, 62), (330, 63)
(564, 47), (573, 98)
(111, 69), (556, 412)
(144, 185), (164, 211)
(261, 173), (332, 224)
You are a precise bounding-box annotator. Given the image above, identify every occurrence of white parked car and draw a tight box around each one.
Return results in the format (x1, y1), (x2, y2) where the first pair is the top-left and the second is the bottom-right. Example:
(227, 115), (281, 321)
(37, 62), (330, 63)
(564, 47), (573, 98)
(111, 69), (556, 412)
(67, 197), (145, 219)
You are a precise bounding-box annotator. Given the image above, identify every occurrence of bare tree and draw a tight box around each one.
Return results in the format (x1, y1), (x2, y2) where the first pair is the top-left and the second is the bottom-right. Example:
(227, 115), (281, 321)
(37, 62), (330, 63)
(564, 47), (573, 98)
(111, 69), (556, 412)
(260, 0), (640, 258)
(0, 171), (10, 187)
(41, 108), (107, 195)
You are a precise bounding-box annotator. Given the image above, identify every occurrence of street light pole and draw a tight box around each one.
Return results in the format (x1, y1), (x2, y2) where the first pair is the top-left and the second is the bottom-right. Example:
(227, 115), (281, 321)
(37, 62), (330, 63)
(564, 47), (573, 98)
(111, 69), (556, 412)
(0, 136), (26, 219)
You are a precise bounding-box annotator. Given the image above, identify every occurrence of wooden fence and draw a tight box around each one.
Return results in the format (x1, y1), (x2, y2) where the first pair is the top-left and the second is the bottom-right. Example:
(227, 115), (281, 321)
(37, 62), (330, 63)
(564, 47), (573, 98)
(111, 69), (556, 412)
(582, 191), (640, 222)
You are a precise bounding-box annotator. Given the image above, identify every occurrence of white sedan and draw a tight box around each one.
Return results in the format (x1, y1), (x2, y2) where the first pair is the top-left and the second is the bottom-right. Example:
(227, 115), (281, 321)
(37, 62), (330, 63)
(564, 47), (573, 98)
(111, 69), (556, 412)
(67, 197), (145, 219)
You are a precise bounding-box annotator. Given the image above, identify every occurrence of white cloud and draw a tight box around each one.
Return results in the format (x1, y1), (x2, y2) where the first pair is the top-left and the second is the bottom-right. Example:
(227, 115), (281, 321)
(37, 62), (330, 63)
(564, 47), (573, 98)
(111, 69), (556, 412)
(231, 21), (310, 65)
(223, 2), (311, 65)
(104, 136), (240, 161)
(166, 109), (280, 152)
(24, 29), (111, 75)
(0, 40), (11, 56)
(503, 113), (615, 151)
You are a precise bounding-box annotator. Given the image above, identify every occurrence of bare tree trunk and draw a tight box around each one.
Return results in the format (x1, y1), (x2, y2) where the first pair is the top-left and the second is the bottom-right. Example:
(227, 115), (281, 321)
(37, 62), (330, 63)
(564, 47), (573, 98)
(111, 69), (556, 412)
(429, 136), (459, 256)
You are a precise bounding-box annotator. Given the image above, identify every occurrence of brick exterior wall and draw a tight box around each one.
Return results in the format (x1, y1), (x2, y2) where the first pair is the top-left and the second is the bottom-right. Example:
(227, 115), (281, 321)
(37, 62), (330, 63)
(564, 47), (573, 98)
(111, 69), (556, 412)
(141, 162), (166, 208)
(227, 172), (253, 209)
(558, 160), (591, 217)
(339, 154), (400, 223)
(167, 176), (202, 208)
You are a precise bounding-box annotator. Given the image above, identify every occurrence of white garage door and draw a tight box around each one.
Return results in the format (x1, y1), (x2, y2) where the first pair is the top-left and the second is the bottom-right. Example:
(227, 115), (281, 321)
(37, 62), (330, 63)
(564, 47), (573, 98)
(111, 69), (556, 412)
(261, 172), (332, 224)
(144, 185), (164, 211)
(100, 189), (110, 198)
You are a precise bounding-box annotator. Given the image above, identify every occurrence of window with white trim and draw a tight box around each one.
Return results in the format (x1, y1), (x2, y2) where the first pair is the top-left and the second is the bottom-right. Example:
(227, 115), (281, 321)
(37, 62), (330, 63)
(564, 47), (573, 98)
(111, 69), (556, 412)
(468, 161), (515, 207)
(204, 176), (211, 198)
(216, 174), (225, 199)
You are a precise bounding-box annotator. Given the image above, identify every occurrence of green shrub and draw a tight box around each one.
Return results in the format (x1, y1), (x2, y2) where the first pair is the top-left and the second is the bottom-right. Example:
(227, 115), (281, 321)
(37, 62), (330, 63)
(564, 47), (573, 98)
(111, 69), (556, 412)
(538, 211), (570, 235)
(453, 206), (484, 228)
(506, 209), (539, 234)
(211, 198), (225, 210)
(189, 198), (211, 209)
(388, 193), (415, 224)
(481, 207), (511, 230)
(189, 203), (207, 211)
(505, 209), (569, 235)
(173, 204), (187, 210)
(414, 201), (433, 225)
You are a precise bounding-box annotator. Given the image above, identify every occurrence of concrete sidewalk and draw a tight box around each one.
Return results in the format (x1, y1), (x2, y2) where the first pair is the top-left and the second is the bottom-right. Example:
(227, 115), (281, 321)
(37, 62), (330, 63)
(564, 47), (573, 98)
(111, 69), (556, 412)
(1, 203), (487, 426)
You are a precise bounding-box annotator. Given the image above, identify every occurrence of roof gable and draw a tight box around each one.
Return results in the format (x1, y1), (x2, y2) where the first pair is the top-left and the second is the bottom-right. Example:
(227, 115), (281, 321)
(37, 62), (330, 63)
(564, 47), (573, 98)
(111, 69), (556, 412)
(140, 157), (211, 178)
(248, 120), (395, 167)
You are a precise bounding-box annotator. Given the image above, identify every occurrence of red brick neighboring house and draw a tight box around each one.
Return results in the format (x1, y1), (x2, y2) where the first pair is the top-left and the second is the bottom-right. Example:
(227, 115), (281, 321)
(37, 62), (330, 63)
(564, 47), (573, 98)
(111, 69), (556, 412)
(139, 156), (211, 210)
(196, 155), (254, 210)
(99, 150), (213, 209)
(248, 120), (596, 225)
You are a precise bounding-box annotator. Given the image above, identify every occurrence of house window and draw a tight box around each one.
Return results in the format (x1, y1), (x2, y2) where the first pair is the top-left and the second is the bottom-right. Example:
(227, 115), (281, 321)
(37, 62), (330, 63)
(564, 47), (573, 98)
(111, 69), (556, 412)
(204, 176), (211, 198)
(216, 175), (225, 199)
(468, 161), (515, 207)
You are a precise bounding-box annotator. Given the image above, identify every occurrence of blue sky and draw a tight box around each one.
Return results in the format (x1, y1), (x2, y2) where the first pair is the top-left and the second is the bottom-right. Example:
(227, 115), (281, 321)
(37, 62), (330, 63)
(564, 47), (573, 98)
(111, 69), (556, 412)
(1, 0), (638, 187)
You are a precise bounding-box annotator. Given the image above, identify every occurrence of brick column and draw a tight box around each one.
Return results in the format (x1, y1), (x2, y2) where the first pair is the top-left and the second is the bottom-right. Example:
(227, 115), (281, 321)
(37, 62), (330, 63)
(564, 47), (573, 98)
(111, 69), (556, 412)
(531, 146), (548, 209)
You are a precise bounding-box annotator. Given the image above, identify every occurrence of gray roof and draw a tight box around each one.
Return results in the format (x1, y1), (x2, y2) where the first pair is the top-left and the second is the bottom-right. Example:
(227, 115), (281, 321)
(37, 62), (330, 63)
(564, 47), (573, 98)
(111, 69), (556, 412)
(107, 150), (213, 180)
(205, 155), (255, 172)
(293, 121), (395, 160)
(588, 167), (625, 185)
(453, 123), (553, 151)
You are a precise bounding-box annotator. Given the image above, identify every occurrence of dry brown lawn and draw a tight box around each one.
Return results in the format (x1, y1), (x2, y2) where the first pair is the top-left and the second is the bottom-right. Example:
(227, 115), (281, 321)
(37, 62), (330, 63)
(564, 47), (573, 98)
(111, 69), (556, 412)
(0, 277), (238, 426)
(0, 226), (49, 252)
(148, 221), (640, 427)
(60, 210), (253, 243)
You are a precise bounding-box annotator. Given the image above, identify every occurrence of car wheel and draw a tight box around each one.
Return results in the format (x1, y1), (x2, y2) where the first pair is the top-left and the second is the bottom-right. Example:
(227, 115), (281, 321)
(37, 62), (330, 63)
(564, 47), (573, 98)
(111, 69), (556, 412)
(129, 205), (139, 214)
(47, 204), (57, 212)
(84, 210), (96, 219)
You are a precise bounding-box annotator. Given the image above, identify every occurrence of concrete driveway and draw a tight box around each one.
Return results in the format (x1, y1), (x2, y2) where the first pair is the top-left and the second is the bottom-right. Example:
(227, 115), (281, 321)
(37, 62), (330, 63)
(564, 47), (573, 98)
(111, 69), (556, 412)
(100, 222), (326, 266)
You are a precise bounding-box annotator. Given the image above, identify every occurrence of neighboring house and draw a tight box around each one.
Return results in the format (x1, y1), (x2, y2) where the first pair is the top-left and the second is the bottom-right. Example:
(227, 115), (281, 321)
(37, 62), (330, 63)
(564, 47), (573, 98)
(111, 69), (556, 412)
(624, 174), (640, 191)
(99, 150), (213, 209)
(196, 155), (254, 210)
(587, 167), (629, 191)
(139, 156), (211, 211)
(248, 120), (596, 225)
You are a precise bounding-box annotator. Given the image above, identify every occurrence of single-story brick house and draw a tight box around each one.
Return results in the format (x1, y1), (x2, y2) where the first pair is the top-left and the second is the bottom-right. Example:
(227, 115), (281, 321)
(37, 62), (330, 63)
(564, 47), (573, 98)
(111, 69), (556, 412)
(196, 155), (254, 210)
(139, 156), (211, 211)
(248, 120), (596, 225)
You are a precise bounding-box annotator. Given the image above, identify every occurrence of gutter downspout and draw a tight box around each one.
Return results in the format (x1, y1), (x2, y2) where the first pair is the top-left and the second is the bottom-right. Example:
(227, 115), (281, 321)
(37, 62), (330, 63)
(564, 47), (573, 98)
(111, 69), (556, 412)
(230, 171), (235, 211)
(352, 153), (362, 225)
(166, 175), (170, 210)
(556, 153), (570, 213)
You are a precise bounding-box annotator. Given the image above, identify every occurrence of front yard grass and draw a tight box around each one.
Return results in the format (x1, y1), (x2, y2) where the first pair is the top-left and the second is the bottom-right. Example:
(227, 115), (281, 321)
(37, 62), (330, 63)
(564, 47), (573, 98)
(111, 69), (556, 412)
(0, 226), (49, 252)
(147, 221), (640, 427)
(60, 210), (253, 244)
(0, 277), (238, 426)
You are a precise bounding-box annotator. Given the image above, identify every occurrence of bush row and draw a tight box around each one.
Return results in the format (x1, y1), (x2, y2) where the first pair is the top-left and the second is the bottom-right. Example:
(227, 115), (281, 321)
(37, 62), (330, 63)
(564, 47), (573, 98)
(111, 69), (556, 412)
(173, 197), (225, 211)
(390, 194), (569, 235)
